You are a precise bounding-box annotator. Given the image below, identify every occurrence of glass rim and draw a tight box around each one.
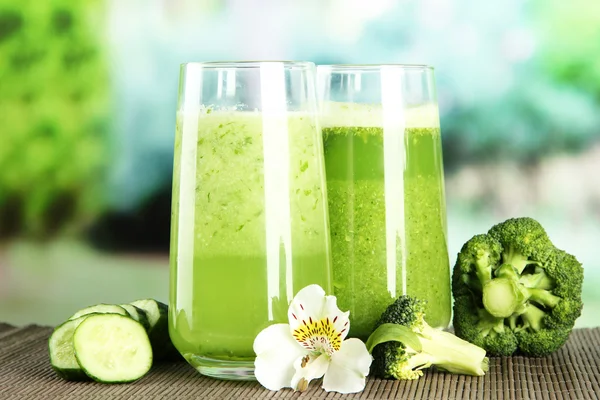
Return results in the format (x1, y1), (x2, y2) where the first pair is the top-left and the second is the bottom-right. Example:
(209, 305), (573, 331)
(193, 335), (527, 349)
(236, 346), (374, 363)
(317, 64), (434, 71)
(180, 61), (315, 69)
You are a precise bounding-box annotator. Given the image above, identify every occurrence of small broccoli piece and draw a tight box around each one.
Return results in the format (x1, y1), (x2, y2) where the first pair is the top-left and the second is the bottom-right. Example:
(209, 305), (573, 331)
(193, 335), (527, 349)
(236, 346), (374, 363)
(372, 341), (428, 380)
(370, 296), (489, 380)
(452, 217), (584, 357)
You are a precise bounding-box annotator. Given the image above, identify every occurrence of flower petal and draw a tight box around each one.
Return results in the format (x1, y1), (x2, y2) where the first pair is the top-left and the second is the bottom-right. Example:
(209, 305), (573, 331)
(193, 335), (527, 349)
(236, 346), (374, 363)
(288, 284), (327, 331)
(290, 353), (329, 391)
(322, 294), (351, 341)
(322, 338), (372, 394)
(253, 324), (307, 391)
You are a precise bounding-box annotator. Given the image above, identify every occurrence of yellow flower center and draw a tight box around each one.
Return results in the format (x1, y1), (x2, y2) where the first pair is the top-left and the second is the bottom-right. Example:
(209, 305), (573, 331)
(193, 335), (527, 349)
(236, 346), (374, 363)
(292, 316), (344, 355)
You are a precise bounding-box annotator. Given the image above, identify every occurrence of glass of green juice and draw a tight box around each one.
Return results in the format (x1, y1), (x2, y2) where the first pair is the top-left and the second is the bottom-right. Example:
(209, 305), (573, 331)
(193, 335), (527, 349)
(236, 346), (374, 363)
(316, 64), (451, 340)
(170, 61), (332, 380)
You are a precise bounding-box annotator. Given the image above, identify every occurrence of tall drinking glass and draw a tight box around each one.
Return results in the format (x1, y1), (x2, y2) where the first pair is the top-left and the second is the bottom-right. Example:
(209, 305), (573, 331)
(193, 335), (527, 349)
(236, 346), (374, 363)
(170, 61), (332, 380)
(317, 65), (451, 340)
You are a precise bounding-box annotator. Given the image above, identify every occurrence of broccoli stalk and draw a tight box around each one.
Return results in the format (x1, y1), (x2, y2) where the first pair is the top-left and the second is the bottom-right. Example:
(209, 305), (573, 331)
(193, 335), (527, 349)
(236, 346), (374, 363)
(501, 244), (536, 274)
(416, 328), (489, 376)
(474, 248), (494, 287)
(482, 264), (526, 318)
(520, 303), (546, 331)
(482, 277), (522, 318)
(476, 307), (506, 336)
(369, 296), (489, 380)
(518, 267), (554, 290)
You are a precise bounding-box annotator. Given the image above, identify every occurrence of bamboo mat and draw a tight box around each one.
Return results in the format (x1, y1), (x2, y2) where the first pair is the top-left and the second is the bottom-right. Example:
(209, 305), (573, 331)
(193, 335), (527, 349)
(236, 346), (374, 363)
(0, 323), (598, 399)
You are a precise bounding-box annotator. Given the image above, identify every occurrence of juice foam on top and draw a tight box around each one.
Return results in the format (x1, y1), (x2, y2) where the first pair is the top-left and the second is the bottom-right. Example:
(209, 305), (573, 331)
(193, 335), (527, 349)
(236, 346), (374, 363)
(320, 102), (440, 129)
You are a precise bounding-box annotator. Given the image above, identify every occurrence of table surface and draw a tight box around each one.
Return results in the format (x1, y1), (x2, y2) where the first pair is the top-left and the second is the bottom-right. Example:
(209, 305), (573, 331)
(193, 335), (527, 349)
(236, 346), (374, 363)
(0, 323), (599, 399)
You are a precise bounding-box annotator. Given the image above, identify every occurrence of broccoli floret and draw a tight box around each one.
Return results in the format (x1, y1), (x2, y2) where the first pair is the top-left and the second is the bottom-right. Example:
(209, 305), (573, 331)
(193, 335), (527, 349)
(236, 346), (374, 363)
(452, 217), (584, 357)
(454, 234), (502, 296)
(488, 217), (555, 273)
(370, 296), (489, 380)
(516, 328), (571, 356)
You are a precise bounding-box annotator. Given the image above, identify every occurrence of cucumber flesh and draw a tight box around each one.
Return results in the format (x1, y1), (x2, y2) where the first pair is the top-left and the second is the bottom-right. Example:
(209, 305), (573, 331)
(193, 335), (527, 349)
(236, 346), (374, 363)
(48, 316), (90, 381)
(69, 304), (128, 320)
(119, 304), (150, 331)
(73, 314), (152, 383)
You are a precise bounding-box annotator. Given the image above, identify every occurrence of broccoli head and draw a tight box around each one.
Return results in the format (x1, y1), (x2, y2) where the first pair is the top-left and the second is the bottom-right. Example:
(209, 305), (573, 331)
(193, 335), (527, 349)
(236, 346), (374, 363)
(452, 217), (583, 357)
(370, 296), (488, 380)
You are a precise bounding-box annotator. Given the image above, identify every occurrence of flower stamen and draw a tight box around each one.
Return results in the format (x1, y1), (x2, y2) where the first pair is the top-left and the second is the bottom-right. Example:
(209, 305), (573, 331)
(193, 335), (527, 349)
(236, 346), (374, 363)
(292, 317), (342, 355)
(296, 377), (309, 392)
(301, 355), (309, 368)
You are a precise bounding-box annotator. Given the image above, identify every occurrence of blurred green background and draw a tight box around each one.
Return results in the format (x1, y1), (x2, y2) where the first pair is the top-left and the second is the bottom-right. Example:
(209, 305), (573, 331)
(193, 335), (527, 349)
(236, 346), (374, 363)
(0, 0), (598, 327)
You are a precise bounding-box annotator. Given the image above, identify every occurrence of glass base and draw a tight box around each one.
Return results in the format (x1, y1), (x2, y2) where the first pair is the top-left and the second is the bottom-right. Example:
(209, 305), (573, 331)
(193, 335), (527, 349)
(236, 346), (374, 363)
(184, 354), (256, 381)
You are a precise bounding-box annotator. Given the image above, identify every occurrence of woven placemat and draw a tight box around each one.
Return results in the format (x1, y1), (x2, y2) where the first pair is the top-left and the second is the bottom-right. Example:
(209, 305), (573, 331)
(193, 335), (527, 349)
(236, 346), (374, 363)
(0, 324), (598, 399)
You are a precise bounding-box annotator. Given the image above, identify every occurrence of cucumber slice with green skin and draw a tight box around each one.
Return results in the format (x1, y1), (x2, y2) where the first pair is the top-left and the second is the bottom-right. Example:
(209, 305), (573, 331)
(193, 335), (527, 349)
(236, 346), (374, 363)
(129, 299), (166, 329)
(130, 299), (179, 362)
(69, 304), (129, 320)
(119, 304), (150, 331)
(49, 316), (90, 381)
(73, 314), (152, 383)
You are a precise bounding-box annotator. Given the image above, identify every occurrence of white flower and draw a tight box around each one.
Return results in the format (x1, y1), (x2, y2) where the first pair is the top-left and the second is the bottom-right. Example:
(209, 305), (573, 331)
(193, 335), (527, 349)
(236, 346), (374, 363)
(253, 284), (372, 394)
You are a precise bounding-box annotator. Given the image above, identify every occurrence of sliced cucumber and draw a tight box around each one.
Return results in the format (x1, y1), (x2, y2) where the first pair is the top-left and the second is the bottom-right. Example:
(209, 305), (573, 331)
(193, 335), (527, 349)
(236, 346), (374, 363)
(129, 299), (166, 329)
(119, 304), (150, 331)
(69, 304), (129, 320)
(48, 316), (90, 381)
(73, 314), (152, 383)
(130, 299), (179, 361)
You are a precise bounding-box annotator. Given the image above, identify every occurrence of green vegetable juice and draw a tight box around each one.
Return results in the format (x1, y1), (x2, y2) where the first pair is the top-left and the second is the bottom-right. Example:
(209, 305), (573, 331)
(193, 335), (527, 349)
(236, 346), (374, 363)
(169, 111), (331, 368)
(322, 104), (451, 340)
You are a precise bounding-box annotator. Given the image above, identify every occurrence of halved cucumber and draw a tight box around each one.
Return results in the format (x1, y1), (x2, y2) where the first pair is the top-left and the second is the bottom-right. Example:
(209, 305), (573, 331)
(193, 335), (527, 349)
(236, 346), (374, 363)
(49, 316), (90, 381)
(69, 304), (129, 320)
(130, 299), (179, 361)
(73, 314), (152, 383)
(119, 304), (150, 331)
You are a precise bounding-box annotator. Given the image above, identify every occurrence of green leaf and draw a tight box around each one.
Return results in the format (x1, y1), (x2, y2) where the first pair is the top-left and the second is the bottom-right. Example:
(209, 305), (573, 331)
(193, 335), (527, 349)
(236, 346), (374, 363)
(365, 323), (422, 353)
